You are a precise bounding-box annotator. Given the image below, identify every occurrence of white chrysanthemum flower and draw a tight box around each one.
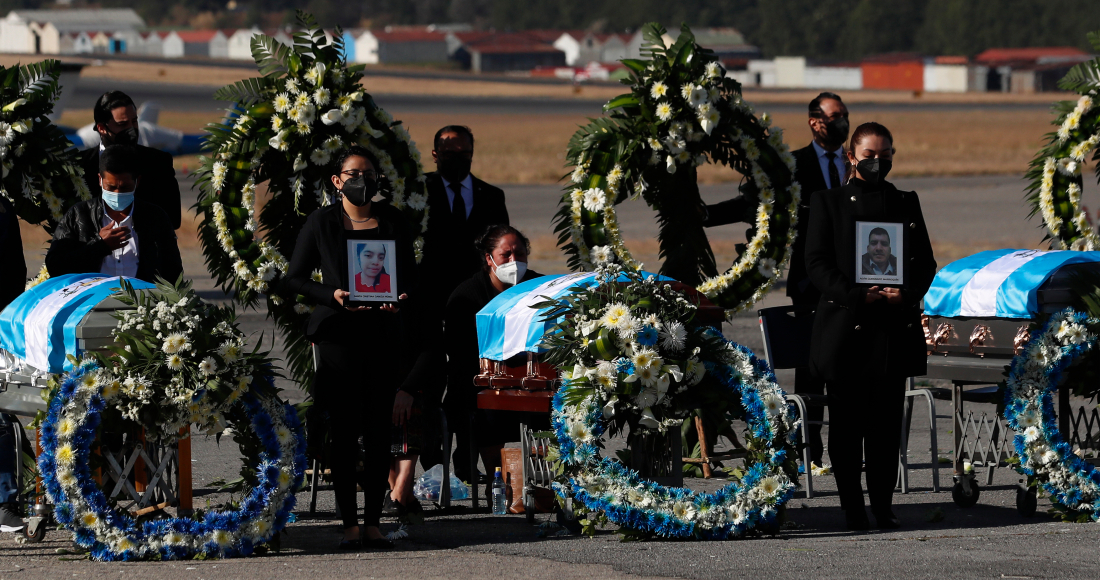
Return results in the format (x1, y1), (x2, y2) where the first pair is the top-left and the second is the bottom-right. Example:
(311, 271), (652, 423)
(313, 86), (331, 106)
(591, 245), (613, 264)
(600, 303), (631, 330)
(655, 102), (674, 122)
(571, 165), (587, 183)
(162, 333), (186, 354)
(568, 420), (593, 443)
(310, 148), (331, 167)
(759, 476), (781, 496)
(650, 81), (668, 99)
(680, 83), (694, 100)
(659, 321), (687, 351)
(705, 61), (722, 78)
(582, 188), (606, 212)
(688, 85), (708, 108)
(672, 501), (696, 521)
(273, 92), (291, 112)
(166, 354), (184, 370)
(758, 257), (778, 278)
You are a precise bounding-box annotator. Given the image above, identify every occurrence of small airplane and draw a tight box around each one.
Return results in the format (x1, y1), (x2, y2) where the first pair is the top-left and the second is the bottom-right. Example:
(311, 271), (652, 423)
(59, 101), (207, 155)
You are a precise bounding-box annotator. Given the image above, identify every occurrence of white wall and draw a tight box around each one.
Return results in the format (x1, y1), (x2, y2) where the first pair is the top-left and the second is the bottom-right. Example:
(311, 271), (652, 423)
(923, 63), (968, 92)
(553, 33), (581, 66)
(209, 30), (229, 59)
(355, 31), (379, 64)
(162, 32), (183, 58)
(227, 28), (259, 60)
(804, 66), (862, 90)
(774, 56), (805, 88)
(600, 36), (627, 63)
(748, 59), (777, 88)
(0, 17), (35, 53)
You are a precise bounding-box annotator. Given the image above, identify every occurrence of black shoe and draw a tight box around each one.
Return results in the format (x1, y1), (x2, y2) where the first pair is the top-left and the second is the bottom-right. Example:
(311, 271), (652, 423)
(872, 509), (901, 529)
(844, 507), (870, 531)
(382, 492), (400, 516)
(0, 505), (23, 533)
(364, 537), (395, 550)
(338, 538), (363, 550)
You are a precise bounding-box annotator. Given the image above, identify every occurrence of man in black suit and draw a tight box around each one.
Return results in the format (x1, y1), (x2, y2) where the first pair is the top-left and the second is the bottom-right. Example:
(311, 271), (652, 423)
(47, 145), (182, 284)
(419, 125), (509, 474)
(702, 92), (849, 468)
(79, 91), (182, 230)
(861, 227), (898, 276)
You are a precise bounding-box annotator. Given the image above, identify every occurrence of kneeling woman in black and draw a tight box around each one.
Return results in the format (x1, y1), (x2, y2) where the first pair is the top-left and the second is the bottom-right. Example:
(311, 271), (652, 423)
(443, 225), (545, 479)
(284, 145), (419, 549)
(804, 122), (937, 530)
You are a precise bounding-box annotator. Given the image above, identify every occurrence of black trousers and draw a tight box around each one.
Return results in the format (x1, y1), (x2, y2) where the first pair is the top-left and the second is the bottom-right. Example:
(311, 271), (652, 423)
(315, 341), (397, 530)
(826, 375), (905, 511)
(791, 292), (825, 464)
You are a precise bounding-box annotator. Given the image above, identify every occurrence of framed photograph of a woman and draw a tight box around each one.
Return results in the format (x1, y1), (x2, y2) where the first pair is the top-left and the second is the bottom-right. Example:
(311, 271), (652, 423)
(346, 239), (398, 303)
(855, 221), (904, 286)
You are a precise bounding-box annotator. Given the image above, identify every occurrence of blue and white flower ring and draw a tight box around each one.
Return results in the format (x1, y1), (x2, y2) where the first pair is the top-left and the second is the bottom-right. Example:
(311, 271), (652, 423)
(552, 328), (799, 538)
(38, 362), (306, 560)
(1004, 308), (1100, 519)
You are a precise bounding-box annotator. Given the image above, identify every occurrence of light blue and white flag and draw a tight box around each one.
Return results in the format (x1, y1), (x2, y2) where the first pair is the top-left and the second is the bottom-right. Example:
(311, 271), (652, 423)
(476, 271), (674, 360)
(477, 273), (598, 361)
(924, 249), (1100, 319)
(0, 274), (154, 373)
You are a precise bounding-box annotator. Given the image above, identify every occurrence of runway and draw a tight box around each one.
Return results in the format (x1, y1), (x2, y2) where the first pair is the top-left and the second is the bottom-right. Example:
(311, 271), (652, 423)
(70, 76), (1058, 117)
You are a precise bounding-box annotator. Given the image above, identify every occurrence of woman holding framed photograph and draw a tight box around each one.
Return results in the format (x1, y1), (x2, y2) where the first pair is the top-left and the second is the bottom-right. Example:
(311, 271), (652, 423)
(283, 145), (421, 550)
(804, 122), (937, 531)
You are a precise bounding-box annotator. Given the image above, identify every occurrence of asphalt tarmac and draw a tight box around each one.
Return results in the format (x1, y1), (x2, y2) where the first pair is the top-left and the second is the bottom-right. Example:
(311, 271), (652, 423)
(71, 76), (1058, 118)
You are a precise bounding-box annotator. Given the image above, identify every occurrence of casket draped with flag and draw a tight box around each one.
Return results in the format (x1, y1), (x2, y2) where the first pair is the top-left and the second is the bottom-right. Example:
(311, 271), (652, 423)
(922, 249), (1100, 377)
(0, 273), (153, 374)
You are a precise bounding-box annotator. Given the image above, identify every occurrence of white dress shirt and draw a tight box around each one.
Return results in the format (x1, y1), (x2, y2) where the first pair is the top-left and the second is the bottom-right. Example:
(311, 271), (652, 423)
(99, 206), (139, 278)
(441, 174), (474, 219)
(811, 140), (847, 189)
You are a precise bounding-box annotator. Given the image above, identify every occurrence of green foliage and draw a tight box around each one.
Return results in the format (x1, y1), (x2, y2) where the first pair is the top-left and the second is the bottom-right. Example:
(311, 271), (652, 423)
(0, 58), (91, 232)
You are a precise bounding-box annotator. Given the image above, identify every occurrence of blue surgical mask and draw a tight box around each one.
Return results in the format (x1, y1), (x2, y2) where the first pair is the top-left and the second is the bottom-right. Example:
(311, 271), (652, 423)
(101, 188), (135, 211)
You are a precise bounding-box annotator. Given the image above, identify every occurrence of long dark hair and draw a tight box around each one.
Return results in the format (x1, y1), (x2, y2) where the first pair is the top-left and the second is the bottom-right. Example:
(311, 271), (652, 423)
(475, 224), (530, 272)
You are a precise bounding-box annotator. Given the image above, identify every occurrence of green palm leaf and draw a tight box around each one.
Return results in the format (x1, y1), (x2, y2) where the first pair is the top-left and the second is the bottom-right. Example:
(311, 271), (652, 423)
(213, 76), (277, 105)
(251, 34), (293, 78)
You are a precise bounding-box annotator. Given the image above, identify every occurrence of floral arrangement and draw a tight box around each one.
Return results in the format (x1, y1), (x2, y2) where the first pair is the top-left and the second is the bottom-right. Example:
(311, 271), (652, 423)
(540, 265), (799, 538)
(0, 59), (92, 229)
(1025, 32), (1100, 251)
(35, 278), (306, 560)
(553, 23), (799, 315)
(103, 278), (274, 442)
(195, 10), (428, 385)
(1004, 308), (1100, 521)
(38, 362), (305, 560)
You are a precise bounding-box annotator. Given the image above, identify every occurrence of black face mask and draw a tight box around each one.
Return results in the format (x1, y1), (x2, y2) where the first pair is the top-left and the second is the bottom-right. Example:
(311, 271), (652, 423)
(438, 157), (472, 182)
(824, 117), (849, 147)
(103, 126), (139, 146)
(856, 158), (892, 184)
(341, 175), (377, 207)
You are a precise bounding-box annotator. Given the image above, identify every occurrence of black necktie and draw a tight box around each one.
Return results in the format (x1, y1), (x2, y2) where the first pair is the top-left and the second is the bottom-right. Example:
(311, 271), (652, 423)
(450, 181), (466, 221)
(825, 151), (841, 189)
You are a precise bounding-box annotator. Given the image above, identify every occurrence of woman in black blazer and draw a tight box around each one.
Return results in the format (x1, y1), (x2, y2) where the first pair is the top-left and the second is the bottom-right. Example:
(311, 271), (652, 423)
(804, 122), (937, 530)
(284, 146), (419, 550)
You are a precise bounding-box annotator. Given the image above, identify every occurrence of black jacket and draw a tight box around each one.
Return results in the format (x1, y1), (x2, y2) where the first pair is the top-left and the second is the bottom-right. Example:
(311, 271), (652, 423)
(442, 268), (543, 410)
(45, 198), (183, 284)
(282, 202), (420, 337)
(81, 145), (182, 230)
(703, 143), (839, 302)
(804, 178), (936, 382)
(420, 172), (509, 319)
(0, 196), (26, 310)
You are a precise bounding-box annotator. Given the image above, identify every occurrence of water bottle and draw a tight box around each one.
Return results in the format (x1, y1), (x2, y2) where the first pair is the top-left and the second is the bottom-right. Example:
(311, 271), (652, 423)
(492, 467), (507, 515)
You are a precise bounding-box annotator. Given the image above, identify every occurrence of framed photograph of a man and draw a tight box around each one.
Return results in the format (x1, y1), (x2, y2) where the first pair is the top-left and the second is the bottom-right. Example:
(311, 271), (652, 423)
(855, 221), (904, 286)
(346, 239), (398, 303)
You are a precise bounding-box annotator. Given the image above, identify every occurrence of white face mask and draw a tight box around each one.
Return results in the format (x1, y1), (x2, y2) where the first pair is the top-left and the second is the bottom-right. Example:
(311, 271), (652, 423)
(491, 255), (527, 286)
